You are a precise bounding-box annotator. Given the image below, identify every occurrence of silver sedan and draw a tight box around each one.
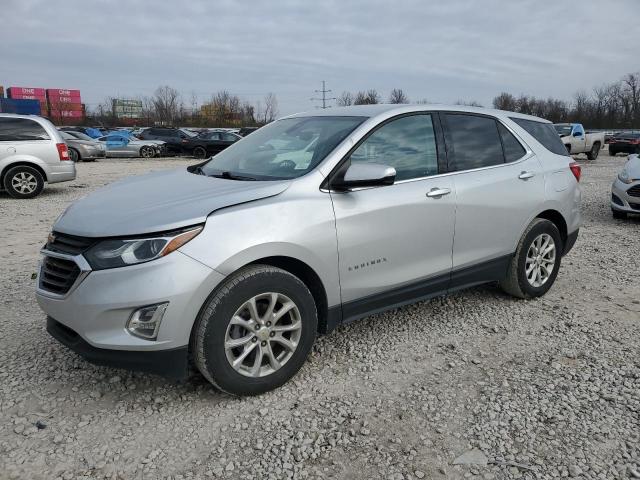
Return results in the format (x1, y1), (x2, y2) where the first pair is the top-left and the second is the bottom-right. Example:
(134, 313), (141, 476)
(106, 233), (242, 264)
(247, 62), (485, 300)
(95, 134), (166, 158)
(611, 153), (640, 219)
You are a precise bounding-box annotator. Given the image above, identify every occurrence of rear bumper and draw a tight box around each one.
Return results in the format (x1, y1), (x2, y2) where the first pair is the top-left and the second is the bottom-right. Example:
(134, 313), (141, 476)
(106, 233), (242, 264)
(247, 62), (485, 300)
(47, 317), (189, 379)
(47, 161), (76, 184)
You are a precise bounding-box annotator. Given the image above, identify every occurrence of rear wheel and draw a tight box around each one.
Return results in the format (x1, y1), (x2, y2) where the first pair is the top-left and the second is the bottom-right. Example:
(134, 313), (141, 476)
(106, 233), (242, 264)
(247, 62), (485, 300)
(612, 209), (628, 220)
(3, 165), (45, 199)
(68, 148), (80, 162)
(193, 265), (317, 396)
(140, 146), (155, 158)
(193, 146), (207, 159)
(586, 142), (600, 160)
(500, 219), (562, 299)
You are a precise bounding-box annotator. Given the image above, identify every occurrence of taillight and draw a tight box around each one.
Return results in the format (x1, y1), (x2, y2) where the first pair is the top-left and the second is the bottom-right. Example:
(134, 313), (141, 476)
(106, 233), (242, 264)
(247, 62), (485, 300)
(56, 143), (70, 161)
(569, 162), (581, 182)
(630, 139), (640, 145)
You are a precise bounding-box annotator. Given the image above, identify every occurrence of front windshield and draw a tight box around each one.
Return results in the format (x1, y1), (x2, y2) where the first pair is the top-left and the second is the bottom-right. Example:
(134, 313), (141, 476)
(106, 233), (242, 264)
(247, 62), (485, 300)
(554, 124), (573, 136)
(201, 116), (365, 180)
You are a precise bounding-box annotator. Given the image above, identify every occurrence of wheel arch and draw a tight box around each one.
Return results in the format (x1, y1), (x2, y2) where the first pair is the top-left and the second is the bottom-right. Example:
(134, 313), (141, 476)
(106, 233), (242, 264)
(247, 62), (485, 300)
(247, 255), (330, 334)
(1, 161), (48, 185)
(535, 209), (568, 249)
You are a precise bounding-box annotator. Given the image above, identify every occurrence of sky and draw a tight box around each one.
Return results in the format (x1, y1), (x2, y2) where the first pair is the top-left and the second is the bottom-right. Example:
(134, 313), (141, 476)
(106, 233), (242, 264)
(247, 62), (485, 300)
(1, 0), (638, 116)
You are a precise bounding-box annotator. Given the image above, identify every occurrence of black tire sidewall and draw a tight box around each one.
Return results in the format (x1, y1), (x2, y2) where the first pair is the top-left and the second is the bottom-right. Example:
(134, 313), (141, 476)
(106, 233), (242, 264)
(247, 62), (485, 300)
(69, 148), (80, 162)
(516, 220), (562, 298)
(193, 147), (206, 159)
(140, 146), (153, 158)
(197, 268), (317, 395)
(3, 165), (45, 199)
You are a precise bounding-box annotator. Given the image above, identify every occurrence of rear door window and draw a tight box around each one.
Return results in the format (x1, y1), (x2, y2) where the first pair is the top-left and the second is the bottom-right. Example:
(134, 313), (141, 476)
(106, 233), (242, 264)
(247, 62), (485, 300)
(510, 117), (569, 156)
(443, 114), (504, 171)
(0, 118), (50, 141)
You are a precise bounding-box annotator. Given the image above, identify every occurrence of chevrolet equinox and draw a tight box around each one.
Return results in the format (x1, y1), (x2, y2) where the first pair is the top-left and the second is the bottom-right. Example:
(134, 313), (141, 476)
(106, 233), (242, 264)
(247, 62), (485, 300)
(36, 105), (581, 395)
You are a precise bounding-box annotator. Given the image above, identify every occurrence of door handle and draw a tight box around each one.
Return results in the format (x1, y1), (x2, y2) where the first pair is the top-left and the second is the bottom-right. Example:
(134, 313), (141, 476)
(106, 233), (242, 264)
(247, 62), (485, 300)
(518, 171), (535, 180)
(426, 187), (451, 198)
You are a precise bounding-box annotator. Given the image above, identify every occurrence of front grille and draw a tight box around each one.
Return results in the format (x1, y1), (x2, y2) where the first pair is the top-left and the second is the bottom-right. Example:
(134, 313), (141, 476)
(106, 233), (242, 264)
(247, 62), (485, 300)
(45, 232), (94, 255)
(627, 185), (640, 198)
(40, 256), (81, 295)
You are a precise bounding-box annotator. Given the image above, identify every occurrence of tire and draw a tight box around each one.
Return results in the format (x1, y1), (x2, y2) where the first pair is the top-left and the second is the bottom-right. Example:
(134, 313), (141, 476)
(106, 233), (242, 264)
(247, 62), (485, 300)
(69, 148), (80, 162)
(612, 209), (628, 220)
(586, 142), (600, 160)
(192, 265), (317, 396)
(193, 146), (207, 159)
(609, 149), (617, 157)
(140, 146), (155, 158)
(3, 165), (45, 199)
(499, 218), (562, 299)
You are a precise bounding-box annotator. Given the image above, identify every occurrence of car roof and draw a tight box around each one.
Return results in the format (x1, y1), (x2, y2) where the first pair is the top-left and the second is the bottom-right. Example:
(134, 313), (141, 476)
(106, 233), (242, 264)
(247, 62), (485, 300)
(283, 104), (551, 124)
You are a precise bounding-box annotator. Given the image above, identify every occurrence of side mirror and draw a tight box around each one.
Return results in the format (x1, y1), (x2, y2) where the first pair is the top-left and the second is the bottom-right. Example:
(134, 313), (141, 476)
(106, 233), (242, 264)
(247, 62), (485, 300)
(332, 163), (396, 191)
(573, 131), (582, 137)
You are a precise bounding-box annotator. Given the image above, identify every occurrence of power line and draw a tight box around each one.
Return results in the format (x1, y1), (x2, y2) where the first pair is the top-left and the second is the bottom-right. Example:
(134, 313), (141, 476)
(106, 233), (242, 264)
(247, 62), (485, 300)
(310, 80), (336, 109)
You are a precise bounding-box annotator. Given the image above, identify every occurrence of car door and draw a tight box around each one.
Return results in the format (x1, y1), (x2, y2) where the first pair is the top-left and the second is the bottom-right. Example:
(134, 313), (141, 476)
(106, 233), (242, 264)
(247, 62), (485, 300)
(441, 113), (545, 285)
(205, 132), (223, 155)
(105, 135), (130, 157)
(329, 113), (456, 321)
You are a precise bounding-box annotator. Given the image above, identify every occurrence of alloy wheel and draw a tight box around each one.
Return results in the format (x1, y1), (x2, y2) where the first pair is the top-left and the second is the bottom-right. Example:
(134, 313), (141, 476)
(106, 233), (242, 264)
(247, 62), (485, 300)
(224, 292), (302, 378)
(11, 172), (38, 194)
(525, 233), (556, 287)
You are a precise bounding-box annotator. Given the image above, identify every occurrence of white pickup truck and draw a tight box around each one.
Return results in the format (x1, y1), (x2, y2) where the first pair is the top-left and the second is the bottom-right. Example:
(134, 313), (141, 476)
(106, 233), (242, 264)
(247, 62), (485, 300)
(554, 123), (604, 160)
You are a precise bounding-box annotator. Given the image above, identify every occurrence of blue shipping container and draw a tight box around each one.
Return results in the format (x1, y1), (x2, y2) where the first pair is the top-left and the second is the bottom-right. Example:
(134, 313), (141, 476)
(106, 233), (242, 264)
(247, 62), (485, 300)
(0, 98), (41, 115)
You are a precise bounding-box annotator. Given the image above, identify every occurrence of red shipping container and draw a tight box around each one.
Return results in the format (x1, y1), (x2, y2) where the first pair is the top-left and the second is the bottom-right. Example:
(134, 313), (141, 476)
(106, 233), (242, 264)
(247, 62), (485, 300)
(49, 102), (83, 112)
(8, 86), (46, 97)
(11, 93), (46, 101)
(49, 110), (83, 119)
(47, 95), (80, 104)
(46, 89), (81, 100)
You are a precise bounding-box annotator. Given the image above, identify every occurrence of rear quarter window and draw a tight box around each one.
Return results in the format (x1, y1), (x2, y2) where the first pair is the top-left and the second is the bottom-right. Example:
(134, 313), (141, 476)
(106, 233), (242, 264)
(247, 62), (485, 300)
(510, 117), (569, 156)
(0, 117), (51, 141)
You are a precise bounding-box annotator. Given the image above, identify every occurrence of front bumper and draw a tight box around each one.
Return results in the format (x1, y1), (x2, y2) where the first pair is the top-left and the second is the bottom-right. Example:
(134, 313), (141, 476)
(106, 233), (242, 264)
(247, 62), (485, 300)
(611, 178), (640, 213)
(47, 161), (76, 184)
(47, 317), (189, 379)
(36, 248), (226, 376)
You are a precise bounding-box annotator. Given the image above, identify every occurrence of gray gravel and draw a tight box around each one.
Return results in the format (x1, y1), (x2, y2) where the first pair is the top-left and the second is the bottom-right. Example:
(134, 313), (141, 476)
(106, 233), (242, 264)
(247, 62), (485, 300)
(0, 152), (638, 479)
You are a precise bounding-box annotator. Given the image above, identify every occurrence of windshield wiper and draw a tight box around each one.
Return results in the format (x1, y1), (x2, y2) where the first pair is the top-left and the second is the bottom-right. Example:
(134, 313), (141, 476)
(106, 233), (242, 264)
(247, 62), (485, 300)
(209, 171), (257, 181)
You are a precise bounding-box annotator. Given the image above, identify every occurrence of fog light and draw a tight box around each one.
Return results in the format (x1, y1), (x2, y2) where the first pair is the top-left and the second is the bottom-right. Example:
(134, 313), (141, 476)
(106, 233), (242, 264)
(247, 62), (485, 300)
(126, 303), (168, 340)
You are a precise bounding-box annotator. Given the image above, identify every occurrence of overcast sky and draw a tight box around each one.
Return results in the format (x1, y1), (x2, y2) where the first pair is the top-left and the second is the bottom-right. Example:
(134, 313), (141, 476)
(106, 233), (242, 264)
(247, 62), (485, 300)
(1, 0), (638, 116)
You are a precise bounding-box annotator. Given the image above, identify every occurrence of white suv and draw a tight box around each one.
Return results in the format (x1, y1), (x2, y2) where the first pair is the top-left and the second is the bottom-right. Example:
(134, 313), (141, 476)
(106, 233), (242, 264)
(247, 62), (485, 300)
(0, 114), (76, 198)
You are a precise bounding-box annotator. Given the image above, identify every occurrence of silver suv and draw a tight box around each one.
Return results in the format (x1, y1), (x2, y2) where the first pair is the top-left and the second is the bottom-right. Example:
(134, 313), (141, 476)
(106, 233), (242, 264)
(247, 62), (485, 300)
(36, 105), (581, 395)
(0, 114), (76, 198)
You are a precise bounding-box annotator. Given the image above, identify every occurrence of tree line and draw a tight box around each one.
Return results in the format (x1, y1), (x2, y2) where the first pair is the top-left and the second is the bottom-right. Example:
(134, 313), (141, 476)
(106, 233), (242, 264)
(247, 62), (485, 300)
(88, 86), (278, 128)
(492, 72), (640, 129)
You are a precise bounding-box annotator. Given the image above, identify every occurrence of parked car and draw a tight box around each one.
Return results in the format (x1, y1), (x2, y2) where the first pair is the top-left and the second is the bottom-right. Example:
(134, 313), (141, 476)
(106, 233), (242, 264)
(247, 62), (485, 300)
(238, 126), (259, 137)
(138, 127), (195, 154)
(553, 123), (604, 159)
(608, 132), (640, 157)
(37, 105), (581, 395)
(59, 130), (105, 162)
(95, 133), (165, 158)
(60, 126), (105, 139)
(183, 130), (242, 158)
(611, 153), (640, 219)
(0, 114), (75, 198)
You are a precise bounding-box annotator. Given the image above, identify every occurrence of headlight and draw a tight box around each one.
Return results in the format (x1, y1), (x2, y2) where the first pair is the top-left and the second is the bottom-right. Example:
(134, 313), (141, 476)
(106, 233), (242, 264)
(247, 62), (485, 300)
(618, 169), (633, 184)
(84, 225), (202, 270)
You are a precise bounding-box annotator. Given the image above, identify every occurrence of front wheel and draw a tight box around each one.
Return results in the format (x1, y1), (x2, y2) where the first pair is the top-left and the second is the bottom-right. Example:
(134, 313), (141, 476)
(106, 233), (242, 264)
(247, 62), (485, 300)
(192, 265), (317, 396)
(140, 146), (155, 158)
(500, 219), (562, 299)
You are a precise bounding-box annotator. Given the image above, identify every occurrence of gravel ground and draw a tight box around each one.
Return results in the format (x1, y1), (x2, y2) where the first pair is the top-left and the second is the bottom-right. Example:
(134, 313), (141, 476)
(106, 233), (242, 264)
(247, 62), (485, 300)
(0, 151), (638, 480)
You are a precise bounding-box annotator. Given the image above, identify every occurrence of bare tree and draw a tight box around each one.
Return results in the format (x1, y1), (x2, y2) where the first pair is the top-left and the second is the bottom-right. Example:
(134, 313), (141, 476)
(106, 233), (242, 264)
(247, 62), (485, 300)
(492, 92), (517, 111)
(336, 91), (353, 107)
(454, 100), (483, 107)
(353, 89), (380, 105)
(152, 86), (181, 125)
(260, 93), (278, 124)
(388, 88), (409, 104)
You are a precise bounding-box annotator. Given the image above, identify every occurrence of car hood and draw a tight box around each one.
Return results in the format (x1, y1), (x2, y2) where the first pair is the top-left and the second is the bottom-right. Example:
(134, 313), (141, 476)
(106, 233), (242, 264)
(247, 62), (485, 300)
(54, 168), (291, 237)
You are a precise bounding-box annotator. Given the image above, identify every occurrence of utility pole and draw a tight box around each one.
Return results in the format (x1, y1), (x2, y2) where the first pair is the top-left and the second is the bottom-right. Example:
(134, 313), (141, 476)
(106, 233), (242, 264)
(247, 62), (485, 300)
(311, 81), (336, 109)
